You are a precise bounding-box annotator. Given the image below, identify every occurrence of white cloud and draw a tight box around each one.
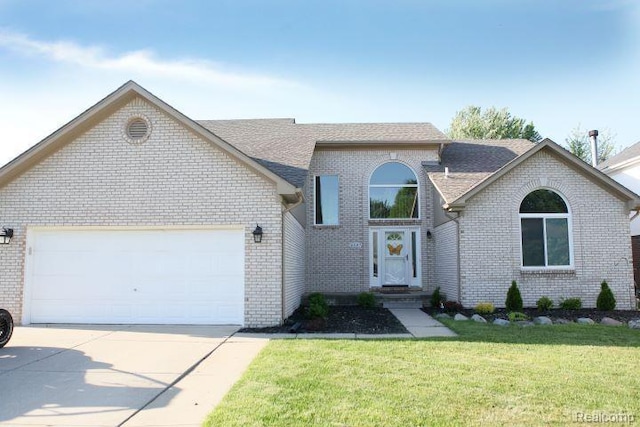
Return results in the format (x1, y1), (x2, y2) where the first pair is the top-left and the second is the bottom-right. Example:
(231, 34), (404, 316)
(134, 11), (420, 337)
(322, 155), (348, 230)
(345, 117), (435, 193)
(0, 29), (299, 89)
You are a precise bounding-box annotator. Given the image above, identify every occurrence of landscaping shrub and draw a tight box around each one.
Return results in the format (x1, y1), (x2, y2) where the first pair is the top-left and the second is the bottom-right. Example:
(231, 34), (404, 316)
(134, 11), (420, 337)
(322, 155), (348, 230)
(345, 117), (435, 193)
(505, 281), (523, 312)
(443, 301), (463, 313)
(430, 286), (445, 309)
(559, 297), (582, 310)
(536, 296), (554, 311)
(508, 312), (529, 322)
(474, 302), (495, 314)
(307, 293), (329, 319)
(596, 280), (616, 311)
(357, 292), (376, 309)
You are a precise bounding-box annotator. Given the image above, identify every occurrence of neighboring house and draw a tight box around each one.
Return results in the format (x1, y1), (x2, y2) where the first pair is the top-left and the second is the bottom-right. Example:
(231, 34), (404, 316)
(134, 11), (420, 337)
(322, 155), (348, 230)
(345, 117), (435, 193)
(0, 81), (637, 327)
(599, 142), (640, 286)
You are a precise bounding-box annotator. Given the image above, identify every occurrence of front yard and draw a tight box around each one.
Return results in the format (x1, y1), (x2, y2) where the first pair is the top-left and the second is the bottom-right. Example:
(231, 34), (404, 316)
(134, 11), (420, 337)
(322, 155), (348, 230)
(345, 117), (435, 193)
(206, 322), (640, 426)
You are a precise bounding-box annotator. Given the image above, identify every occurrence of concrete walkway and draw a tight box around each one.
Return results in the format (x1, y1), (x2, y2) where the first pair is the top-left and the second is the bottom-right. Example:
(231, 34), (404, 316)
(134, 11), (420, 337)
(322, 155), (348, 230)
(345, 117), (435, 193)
(389, 309), (457, 338)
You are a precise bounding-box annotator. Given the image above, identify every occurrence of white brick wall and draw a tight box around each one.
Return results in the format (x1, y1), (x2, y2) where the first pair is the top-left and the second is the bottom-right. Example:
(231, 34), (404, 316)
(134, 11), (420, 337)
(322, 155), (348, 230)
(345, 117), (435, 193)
(0, 97), (285, 327)
(458, 150), (635, 309)
(306, 148), (439, 293)
(283, 211), (305, 317)
(434, 220), (459, 302)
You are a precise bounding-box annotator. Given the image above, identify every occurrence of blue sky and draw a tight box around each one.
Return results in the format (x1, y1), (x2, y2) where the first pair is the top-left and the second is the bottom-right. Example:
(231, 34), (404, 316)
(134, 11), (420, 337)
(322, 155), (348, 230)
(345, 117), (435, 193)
(0, 0), (638, 166)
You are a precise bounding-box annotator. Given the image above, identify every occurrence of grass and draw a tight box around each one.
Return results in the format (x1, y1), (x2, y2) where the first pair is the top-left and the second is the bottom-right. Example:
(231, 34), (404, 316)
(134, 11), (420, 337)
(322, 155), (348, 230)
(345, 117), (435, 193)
(205, 322), (640, 426)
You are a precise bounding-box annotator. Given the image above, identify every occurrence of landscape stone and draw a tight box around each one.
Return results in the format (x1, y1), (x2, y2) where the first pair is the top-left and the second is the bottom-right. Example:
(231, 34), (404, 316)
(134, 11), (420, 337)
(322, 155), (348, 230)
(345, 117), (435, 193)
(454, 313), (469, 321)
(533, 316), (553, 325)
(554, 318), (572, 324)
(435, 313), (451, 320)
(628, 319), (640, 329)
(493, 318), (510, 326)
(577, 317), (595, 325)
(471, 314), (487, 323)
(516, 321), (535, 327)
(600, 317), (623, 326)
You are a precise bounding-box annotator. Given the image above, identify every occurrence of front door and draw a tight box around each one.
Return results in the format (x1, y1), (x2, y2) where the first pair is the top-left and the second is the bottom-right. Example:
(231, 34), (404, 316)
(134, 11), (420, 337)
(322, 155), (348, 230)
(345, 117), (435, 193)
(370, 228), (420, 287)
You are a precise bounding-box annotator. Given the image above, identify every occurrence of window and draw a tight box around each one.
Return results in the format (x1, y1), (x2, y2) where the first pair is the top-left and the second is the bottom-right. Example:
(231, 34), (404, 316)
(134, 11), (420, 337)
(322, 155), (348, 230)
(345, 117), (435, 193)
(315, 175), (339, 225)
(519, 189), (571, 267)
(369, 162), (419, 219)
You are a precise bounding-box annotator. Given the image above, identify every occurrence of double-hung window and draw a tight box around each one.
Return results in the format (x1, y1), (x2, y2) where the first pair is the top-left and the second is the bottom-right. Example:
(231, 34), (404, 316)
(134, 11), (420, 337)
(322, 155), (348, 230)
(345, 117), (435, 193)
(519, 189), (572, 268)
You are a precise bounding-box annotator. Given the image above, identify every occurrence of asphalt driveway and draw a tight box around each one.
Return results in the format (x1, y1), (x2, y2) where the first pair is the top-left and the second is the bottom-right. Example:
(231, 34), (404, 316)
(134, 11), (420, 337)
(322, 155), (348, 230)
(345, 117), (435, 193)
(0, 324), (268, 426)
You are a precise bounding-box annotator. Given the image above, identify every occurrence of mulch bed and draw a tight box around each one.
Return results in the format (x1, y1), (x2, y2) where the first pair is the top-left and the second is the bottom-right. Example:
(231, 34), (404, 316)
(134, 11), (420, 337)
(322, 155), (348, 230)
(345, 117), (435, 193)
(424, 307), (640, 323)
(240, 306), (409, 334)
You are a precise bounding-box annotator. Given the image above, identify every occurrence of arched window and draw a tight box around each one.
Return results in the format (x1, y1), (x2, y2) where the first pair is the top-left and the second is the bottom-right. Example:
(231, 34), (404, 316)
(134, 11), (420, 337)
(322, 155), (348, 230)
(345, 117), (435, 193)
(519, 189), (572, 267)
(369, 162), (419, 219)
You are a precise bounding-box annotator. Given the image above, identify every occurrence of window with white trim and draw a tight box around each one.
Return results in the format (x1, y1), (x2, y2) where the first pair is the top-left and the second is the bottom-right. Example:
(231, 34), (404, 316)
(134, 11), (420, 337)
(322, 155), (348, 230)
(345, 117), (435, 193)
(519, 189), (572, 267)
(314, 175), (339, 225)
(369, 162), (419, 219)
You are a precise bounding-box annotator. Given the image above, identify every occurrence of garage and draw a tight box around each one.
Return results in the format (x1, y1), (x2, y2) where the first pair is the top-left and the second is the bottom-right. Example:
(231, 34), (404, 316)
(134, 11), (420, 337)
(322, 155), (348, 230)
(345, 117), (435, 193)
(23, 228), (245, 325)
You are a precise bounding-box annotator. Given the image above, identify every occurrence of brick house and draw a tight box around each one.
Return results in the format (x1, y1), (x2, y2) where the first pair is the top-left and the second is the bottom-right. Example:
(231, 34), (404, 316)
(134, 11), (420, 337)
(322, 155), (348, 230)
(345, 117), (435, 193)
(0, 81), (637, 327)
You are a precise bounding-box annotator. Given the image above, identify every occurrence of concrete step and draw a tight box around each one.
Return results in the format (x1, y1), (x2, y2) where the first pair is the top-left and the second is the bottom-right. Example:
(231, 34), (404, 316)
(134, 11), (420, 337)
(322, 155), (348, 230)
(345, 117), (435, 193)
(383, 300), (423, 309)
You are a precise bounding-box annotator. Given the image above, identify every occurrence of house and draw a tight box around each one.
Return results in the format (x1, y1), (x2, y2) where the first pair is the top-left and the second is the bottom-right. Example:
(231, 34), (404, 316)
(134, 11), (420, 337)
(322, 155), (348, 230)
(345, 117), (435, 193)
(0, 81), (637, 328)
(599, 142), (640, 286)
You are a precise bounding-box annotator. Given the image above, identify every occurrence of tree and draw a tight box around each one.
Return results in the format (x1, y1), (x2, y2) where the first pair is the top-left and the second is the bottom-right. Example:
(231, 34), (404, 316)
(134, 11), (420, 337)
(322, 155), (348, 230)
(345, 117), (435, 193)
(563, 125), (617, 165)
(447, 106), (542, 142)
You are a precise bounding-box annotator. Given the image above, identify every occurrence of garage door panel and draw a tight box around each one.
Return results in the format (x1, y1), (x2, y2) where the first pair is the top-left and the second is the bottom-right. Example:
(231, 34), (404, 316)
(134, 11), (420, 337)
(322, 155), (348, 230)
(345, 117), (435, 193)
(28, 229), (245, 325)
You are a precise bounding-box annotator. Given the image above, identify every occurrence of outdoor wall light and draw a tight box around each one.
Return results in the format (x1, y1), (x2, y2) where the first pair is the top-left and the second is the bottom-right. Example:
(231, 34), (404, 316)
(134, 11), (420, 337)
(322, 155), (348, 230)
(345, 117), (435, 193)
(252, 224), (263, 243)
(0, 227), (14, 245)
(426, 230), (432, 239)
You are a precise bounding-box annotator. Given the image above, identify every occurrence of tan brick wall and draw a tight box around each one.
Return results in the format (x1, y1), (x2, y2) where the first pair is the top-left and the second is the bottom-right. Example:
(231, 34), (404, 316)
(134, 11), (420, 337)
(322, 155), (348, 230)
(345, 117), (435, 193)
(283, 211), (306, 317)
(458, 150), (635, 309)
(306, 148), (439, 293)
(0, 97), (284, 327)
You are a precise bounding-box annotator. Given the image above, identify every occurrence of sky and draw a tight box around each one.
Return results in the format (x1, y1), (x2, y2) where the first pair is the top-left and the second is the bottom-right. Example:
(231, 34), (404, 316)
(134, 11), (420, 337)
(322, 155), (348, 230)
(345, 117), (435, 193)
(0, 0), (638, 166)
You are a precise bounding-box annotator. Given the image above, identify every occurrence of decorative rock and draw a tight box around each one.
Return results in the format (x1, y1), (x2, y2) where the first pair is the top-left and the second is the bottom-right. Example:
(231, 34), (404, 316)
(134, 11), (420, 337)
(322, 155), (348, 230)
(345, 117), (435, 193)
(493, 318), (510, 326)
(554, 318), (572, 325)
(577, 317), (595, 325)
(628, 319), (640, 329)
(533, 316), (553, 325)
(516, 321), (535, 327)
(454, 313), (469, 321)
(471, 314), (487, 323)
(435, 313), (451, 320)
(600, 317), (623, 326)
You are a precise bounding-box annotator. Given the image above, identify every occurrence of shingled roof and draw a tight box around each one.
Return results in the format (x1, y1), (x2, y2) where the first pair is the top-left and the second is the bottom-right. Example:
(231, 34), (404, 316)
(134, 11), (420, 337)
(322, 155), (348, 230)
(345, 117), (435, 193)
(198, 119), (447, 187)
(425, 139), (535, 204)
(598, 140), (640, 171)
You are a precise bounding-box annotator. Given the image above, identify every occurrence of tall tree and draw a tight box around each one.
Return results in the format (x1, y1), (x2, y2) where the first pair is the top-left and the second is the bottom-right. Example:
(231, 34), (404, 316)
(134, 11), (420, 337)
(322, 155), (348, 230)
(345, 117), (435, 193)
(563, 125), (617, 164)
(447, 106), (542, 142)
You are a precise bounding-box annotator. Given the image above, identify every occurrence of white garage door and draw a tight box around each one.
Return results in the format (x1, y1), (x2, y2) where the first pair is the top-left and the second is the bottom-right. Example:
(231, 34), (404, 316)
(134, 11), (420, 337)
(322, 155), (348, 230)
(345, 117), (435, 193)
(25, 228), (244, 325)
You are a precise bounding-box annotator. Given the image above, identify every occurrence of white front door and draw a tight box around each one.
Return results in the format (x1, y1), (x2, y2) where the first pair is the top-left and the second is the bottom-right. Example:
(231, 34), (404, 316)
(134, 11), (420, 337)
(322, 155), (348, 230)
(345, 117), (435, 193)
(370, 228), (420, 287)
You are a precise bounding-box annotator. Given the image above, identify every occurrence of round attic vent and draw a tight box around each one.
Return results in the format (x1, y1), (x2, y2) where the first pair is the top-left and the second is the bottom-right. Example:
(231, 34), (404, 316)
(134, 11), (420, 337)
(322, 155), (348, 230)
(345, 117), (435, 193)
(123, 115), (151, 144)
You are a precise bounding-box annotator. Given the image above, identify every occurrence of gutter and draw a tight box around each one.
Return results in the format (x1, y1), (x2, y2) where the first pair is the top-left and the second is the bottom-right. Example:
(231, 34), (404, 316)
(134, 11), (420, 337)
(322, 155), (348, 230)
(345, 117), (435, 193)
(281, 190), (305, 324)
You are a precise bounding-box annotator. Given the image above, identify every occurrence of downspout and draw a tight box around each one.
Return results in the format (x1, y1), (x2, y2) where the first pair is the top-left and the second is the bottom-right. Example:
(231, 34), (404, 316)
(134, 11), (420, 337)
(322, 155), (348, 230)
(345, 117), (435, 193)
(444, 209), (462, 303)
(281, 191), (305, 324)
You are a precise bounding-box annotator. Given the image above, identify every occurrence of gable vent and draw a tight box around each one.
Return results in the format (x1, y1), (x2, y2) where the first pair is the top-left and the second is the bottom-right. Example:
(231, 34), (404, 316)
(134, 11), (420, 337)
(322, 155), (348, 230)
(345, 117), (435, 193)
(123, 115), (151, 144)
(127, 119), (149, 139)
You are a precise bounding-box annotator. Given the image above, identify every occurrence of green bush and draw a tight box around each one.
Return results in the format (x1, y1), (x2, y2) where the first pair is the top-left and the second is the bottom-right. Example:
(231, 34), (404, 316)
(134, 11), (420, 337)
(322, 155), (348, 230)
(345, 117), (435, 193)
(357, 292), (376, 308)
(474, 302), (495, 314)
(596, 280), (616, 311)
(505, 281), (523, 312)
(536, 296), (554, 311)
(559, 297), (582, 310)
(430, 287), (445, 309)
(508, 312), (529, 322)
(307, 293), (329, 319)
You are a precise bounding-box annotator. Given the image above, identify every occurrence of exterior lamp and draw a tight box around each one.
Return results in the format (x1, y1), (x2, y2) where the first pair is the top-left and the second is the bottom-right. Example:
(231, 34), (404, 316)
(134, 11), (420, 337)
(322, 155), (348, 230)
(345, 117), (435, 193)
(0, 228), (13, 245)
(252, 225), (263, 243)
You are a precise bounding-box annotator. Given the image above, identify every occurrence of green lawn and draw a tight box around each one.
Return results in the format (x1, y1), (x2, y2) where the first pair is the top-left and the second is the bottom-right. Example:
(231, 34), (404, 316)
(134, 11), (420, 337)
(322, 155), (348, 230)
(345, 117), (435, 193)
(205, 322), (640, 426)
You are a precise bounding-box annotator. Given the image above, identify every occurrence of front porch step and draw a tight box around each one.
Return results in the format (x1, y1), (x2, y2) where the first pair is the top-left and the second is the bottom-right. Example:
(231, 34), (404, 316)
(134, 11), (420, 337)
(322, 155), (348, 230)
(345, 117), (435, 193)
(374, 290), (429, 309)
(383, 300), (423, 309)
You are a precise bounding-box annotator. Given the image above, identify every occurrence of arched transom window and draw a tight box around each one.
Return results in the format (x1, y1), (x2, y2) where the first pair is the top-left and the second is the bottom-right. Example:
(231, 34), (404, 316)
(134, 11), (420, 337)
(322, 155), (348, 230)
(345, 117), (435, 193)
(369, 162), (419, 219)
(519, 189), (572, 267)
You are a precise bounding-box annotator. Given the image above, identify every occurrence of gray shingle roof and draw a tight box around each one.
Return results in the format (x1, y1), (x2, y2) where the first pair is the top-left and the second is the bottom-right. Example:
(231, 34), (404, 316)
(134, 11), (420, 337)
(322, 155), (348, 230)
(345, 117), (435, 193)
(426, 139), (535, 204)
(197, 119), (446, 187)
(598, 140), (640, 170)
